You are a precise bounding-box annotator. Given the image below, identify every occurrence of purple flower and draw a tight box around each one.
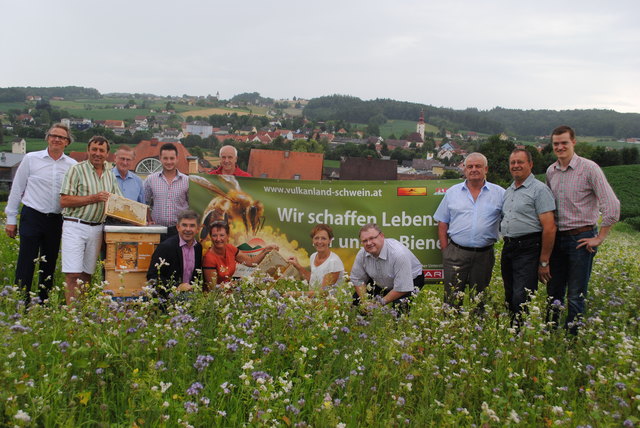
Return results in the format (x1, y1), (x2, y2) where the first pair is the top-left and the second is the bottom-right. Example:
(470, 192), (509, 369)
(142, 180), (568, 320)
(401, 353), (415, 363)
(187, 382), (204, 396)
(286, 405), (300, 415)
(341, 327), (350, 333)
(58, 341), (70, 352)
(126, 327), (137, 334)
(184, 401), (198, 413)
(251, 371), (272, 382)
(96, 368), (104, 375)
(396, 396), (405, 406)
(165, 339), (178, 348)
(155, 360), (165, 370)
(193, 355), (214, 372)
(262, 346), (271, 355)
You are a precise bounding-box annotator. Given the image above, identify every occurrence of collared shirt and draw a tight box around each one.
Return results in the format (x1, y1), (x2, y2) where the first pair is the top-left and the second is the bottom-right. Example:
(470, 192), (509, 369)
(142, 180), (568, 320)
(5, 149), (77, 224)
(546, 154), (620, 230)
(434, 180), (505, 248)
(501, 174), (556, 238)
(180, 237), (196, 284)
(112, 167), (145, 204)
(144, 170), (189, 227)
(60, 160), (122, 223)
(209, 165), (252, 177)
(350, 238), (422, 292)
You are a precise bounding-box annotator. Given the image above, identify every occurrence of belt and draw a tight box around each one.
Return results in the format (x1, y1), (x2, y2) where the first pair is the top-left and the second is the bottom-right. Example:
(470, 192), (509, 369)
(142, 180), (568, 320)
(24, 206), (61, 218)
(503, 232), (542, 244)
(558, 225), (595, 236)
(450, 240), (494, 252)
(64, 217), (103, 226)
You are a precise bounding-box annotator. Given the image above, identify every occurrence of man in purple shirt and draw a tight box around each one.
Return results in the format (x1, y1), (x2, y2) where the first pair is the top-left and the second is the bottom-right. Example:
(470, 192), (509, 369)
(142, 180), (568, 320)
(147, 210), (202, 298)
(546, 125), (620, 333)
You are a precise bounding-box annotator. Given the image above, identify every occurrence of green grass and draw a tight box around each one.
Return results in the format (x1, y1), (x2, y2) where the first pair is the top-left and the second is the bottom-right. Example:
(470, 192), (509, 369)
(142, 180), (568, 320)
(0, 225), (637, 426)
(0, 138), (87, 153)
(602, 164), (640, 219)
(379, 120), (439, 139)
(323, 159), (340, 168)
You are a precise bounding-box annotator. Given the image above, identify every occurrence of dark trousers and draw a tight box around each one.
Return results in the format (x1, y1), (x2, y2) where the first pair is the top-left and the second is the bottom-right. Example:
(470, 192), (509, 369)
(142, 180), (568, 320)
(546, 229), (596, 334)
(501, 234), (541, 325)
(14, 205), (63, 304)
(353, 274), (425, 313)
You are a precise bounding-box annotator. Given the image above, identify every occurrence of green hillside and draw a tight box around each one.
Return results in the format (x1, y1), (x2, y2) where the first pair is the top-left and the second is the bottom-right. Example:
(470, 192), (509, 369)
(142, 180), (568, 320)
(602, 164), (640, 219)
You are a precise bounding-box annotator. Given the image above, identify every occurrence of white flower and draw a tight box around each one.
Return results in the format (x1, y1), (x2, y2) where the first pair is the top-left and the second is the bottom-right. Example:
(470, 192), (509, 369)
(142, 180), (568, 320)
(160, 381), (172, 393)
(14, 410), (31, 422)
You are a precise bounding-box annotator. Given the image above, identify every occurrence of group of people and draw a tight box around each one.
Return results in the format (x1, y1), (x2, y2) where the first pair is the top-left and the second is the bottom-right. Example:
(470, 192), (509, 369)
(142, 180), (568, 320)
(5, 123), (620, 332)
(435, 125), (620, 332)
(5, 123), (248, 304)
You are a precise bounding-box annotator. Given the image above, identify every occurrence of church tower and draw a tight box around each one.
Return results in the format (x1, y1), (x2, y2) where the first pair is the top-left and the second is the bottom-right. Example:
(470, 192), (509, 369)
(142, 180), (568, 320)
(417, 110), (425, 141)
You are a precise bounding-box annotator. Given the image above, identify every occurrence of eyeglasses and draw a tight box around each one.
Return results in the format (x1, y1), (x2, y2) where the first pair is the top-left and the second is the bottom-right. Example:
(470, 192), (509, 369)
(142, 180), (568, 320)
(360, 232), (381, 245)
(49, 134), (70, 142)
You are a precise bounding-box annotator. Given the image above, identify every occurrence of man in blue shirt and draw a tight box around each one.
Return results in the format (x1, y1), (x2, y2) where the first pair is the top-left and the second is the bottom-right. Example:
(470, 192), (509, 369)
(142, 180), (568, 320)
(434, 152), (505, 312)
(112, 145), (145, 203)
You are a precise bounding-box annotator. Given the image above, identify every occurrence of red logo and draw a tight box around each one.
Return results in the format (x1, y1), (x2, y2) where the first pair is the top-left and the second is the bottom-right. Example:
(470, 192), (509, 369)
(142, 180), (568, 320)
(423, 269), (443, 279)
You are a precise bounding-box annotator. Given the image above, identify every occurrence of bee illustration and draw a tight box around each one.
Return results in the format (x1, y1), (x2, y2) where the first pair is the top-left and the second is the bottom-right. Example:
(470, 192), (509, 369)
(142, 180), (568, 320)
(189, 175), (265, 239)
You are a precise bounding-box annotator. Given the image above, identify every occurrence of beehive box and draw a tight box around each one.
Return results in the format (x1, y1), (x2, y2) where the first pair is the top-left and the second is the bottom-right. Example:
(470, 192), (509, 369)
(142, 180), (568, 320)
(103, 225), (166, 297)
(105, 193), (148, 226)
(255, 250), (300, 280)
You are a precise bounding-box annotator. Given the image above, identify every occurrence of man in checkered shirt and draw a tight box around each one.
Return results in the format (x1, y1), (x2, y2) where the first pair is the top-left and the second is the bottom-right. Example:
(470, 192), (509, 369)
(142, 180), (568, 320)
(545, 125), (620, 334)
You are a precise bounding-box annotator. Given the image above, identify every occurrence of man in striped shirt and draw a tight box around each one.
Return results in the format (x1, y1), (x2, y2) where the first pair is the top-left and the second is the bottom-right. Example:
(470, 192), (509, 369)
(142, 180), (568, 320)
(545, 125), (620, 334)
(60, 136), (122, 303)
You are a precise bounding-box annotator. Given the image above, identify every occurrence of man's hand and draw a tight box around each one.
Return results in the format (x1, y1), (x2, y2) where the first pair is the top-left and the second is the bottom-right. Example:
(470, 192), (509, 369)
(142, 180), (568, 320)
(538, 265), (551, 284)
(177, 283), (193, 292)
(5, 224), (17, 239)
(576, 235), (604, 253)
(93, 191), (111, 203)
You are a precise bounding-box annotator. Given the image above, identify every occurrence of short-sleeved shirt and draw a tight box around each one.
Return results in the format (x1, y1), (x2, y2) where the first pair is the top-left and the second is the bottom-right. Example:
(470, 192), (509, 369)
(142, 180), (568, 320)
(144, 170), (189, 227)
(309, 251), (344, 289)
(113, 167), (145, 204)
(350, 238), (422, 293)
(546, 154), (620, 230)
(501, 174), (556, 238)
(60, 160), (122, 223)
(434, 180), (505, 248)
(202, 243), (239, 284)
(209, 165), (252, 177)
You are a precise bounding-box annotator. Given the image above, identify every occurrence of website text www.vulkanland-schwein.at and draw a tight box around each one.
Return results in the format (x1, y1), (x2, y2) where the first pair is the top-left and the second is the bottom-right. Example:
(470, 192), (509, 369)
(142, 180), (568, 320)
(262, 185), (383, 198)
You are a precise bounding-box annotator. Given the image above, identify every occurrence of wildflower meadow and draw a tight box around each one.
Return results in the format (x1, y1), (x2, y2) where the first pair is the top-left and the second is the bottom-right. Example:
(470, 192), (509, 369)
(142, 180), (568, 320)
(0, 226), (638, 427)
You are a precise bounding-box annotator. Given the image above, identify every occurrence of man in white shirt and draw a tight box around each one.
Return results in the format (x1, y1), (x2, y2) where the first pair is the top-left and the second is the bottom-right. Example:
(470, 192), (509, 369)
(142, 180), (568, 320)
(5, 123), (77, 304)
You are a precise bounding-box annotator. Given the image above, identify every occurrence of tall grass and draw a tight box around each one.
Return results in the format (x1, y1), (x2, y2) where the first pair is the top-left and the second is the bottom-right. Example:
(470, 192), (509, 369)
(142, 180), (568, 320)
(0, 229), (638, 426)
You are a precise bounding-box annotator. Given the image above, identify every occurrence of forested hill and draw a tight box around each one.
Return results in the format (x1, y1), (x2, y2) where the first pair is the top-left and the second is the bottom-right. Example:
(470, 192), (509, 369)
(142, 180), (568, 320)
(303, 95), (640, 138)
(0, 86), (100, 102)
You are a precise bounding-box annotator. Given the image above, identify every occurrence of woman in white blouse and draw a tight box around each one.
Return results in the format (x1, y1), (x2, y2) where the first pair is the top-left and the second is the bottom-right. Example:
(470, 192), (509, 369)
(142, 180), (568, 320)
(288, 224), (344, 297)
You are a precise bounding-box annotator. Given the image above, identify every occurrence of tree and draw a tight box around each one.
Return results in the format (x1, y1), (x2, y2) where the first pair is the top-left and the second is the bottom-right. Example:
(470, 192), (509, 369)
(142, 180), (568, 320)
(442, 170), (461, 179)
(479, 135), (515, 185)
(181, 134), (203, 148)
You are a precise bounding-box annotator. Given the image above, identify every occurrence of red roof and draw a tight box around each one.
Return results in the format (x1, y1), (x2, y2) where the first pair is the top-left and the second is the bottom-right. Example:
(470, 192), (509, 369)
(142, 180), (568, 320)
(248, 149), (323, 180)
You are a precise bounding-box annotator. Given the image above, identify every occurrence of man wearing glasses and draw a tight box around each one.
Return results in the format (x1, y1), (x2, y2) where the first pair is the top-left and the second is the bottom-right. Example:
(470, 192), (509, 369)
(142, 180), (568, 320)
(5, 123), (77, 304)
(351, 223), (424, 311)
(112, 145), (145, 203)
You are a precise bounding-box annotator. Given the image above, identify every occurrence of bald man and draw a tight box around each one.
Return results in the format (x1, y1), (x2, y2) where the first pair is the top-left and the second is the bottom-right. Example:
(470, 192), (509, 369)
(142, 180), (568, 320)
(209, 145), (251, 176)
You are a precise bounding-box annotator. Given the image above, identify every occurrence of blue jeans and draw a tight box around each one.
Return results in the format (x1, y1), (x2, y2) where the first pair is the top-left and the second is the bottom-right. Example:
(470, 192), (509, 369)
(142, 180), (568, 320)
(546, 229), (597, 333)
(501, 234), (541, 322)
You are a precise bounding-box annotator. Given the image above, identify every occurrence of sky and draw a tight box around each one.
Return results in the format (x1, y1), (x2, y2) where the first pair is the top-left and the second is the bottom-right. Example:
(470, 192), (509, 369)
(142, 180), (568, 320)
(3, 0), (640, 113)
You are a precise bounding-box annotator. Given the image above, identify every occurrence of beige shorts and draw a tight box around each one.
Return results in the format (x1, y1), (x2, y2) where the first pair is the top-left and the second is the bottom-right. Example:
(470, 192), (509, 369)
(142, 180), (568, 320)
(61, 220), (103, 274)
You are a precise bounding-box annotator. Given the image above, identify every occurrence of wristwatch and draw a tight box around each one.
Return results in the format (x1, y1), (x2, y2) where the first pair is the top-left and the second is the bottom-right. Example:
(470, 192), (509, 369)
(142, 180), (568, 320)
(539, 261), (549, 267)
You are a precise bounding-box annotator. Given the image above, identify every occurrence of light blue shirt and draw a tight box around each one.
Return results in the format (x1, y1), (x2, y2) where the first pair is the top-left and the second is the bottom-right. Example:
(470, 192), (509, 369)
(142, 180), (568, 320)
(434, 180), (505, 248)
(112, 167), (145, 204)
(501, 174), (555, 238)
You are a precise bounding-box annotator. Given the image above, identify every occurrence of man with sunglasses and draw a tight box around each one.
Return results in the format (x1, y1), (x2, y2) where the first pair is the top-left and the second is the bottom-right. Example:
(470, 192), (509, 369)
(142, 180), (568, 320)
(351, 223), (424, 311)
(5, 123), (77, 304)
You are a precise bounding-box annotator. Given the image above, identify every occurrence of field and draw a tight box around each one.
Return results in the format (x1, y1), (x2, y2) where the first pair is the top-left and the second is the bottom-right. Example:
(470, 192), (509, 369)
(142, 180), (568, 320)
(179, 107), (253, 118)
(602, 164), (640, 219)
(0, 224), (638, 426)
(379, 120), (440, 139)
(0, 138), (87, 153)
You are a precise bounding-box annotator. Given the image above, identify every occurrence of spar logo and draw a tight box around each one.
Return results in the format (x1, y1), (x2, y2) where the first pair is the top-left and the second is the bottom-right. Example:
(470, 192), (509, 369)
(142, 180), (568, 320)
(433, 188), (448, 195)
(423, 269), (443, 279)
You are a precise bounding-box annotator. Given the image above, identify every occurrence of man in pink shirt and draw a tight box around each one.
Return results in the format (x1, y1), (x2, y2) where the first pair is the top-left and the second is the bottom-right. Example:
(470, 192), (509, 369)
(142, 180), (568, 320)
(545, 125), (620, 334)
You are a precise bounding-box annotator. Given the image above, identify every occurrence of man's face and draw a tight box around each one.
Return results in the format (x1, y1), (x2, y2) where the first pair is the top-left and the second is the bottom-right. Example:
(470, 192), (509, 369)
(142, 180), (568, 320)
(464, 156), (488, 182)
(509, 151), (533, 183)
(177, 218), (198, 244)
(88, 142), (108, 169)
(115, 150), (134, 174)
(360, 228), (384, 257)
(160, 149), (177, 172)
(551, 132), (576, 163)
(219, 147), (237, 172)
(47, 127), (71, 151)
